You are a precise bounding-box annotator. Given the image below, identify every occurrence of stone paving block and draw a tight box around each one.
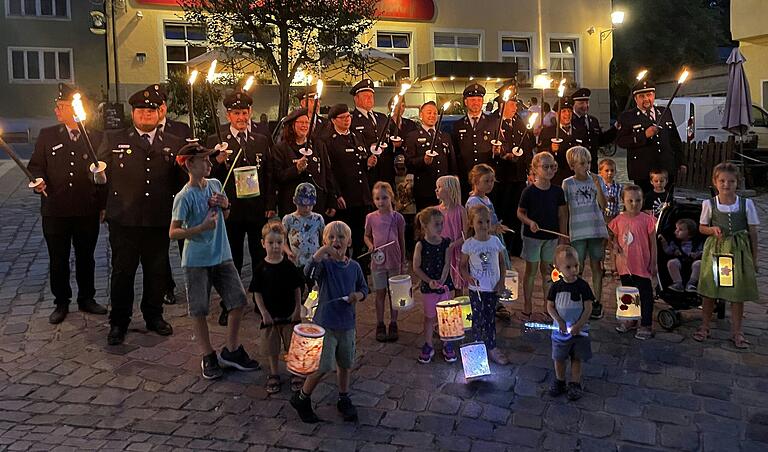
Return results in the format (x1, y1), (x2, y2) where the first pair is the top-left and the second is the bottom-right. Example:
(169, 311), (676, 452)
(427, 394), (462, 415)
(434, 434), (471, 451)
(542, 431), (578, 451)
(91, 388), (131, 406)
(455, 418), (494, 439)
(389, 430), (434, 448)
(400, 389), (429, 412)
(414, 414), (454, 436)
(643, 404), (692, 425)
(579, 412), (615, 438)
(692, 382), (732, 401)
(660, 425), (700, 451)
(543, 404), (581, 433)
(317, 438), (357, 452)
(619, 418), (657, 446)
(131, 420), (181, 435)
(380, 410), (417, 430)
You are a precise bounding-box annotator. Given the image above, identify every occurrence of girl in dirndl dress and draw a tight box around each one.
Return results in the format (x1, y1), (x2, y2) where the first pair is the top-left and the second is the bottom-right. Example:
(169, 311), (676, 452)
(693, 163), (760, 349)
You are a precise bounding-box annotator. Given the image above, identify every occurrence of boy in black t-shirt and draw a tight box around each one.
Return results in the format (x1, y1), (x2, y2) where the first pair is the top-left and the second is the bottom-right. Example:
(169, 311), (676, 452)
(546, 245), (593, 401)
(251, 221), (305, 394)
(643, 169), (670, 218)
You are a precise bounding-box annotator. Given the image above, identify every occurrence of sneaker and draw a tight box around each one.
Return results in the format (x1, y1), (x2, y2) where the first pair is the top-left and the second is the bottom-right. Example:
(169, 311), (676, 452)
(386, 322), (399, 342)
(219, 345), (261, 371)
(669, 282), (684, 292)
(418, 343), (435, 364)
(337, 394), (358, 422)
(548, 379), (566, 397)
(590, 302), (604, 320)
(375, 322), (387, 342)
(442, 342), (457, 363)
(290, 391), (320, 423)
(201, 352), (224, 380)
(566, 382), (583, 401)
(686, 281), (698, 292)
(634, 328), (654, 340)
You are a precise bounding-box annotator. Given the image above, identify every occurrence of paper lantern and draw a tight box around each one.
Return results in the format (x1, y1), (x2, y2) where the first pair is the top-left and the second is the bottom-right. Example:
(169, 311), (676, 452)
(616, 286), (641, 321)
(500, 269), (519, 302)
(233, 166), (260, 198)
(436, 300), (465, 341)
(302, 288), (318, 321)
(460, 341), (491, 379)
(713, 253), (734, 287)
(454, 295), (473, 331)
(286, 323), (325, 376)
(389, 275), (414, 311)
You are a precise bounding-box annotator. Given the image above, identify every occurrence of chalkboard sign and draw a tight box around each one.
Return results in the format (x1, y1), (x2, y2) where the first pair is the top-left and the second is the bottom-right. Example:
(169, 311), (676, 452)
(103, 103), (125, 130)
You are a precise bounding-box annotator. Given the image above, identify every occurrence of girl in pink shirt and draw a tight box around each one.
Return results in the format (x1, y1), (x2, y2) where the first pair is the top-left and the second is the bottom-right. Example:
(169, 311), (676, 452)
(436, 176), (468, 293)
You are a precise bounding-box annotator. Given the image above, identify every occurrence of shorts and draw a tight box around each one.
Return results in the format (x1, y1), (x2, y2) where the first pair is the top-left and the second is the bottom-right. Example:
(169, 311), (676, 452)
(521, 236), (557, 263)
(552, 336), (592, 362)
(571, 238), (606, 262)
(422, 291), (452, 319)
(184, 261), (247, 317)
(318, 328), (356, 373)
(370, 270), (395, 291)
(261, 323), (294, 356)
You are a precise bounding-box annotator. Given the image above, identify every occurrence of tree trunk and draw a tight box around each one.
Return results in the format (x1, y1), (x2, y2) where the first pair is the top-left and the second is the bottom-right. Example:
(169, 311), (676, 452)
(278, 78), (290, 119)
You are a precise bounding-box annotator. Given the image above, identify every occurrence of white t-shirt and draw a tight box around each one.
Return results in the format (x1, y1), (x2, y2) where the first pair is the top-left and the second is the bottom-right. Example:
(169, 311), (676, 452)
(461, 235), (505, 292)
(699, 196), (759, 226)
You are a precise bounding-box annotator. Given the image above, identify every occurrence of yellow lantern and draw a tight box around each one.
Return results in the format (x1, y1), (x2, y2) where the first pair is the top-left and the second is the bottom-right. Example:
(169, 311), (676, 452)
(500, 269), (518, 302)
(616, 286), (641, 321)
(436, 300), (465, 341)
(233, 166), (260, 198)
(388, 275), (414, 311)
(286, 323), (325, 376)
(454, 296), (473, 331)
(302, 287), (318, 321)
(713, 253), (734, 287)
(460, 341), (491, 379)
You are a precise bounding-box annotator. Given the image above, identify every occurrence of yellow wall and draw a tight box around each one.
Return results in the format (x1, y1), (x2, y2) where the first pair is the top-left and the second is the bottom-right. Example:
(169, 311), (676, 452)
(731, 0), (768, 108)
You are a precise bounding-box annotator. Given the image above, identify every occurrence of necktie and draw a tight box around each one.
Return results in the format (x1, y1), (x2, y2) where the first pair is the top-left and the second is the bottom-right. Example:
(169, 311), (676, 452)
(470, 117), (476, 129)
(237, 132), (246, 148)
(70, 130), (80, 142)
(368, 112), (376, 127)
(141, 134), (151, 146)
(428, 129), (435, 139)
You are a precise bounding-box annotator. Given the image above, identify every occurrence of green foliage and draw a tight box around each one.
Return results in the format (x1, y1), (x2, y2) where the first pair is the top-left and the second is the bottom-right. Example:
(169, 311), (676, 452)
(164, 70), (234, 138)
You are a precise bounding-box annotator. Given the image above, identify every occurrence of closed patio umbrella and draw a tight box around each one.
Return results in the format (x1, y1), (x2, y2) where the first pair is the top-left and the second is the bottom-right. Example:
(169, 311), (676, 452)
(721, 47), (752, 186)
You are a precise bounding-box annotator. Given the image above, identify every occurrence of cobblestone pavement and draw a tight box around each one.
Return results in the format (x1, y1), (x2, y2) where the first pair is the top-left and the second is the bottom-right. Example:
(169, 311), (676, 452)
(1, 160), (768, 452)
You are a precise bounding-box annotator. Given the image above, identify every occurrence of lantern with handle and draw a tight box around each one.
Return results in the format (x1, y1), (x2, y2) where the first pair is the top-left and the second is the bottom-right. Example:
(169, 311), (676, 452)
(436, 299), (465, 341)
(460, 341), (491, 379)
(499, 269), (519, 303)
(454, 296), (473, 331)
(233, 166), (260, 198)
(286, 323), (325, 376)
(616, 286), (641, 321)
(388, 274), (414, 311)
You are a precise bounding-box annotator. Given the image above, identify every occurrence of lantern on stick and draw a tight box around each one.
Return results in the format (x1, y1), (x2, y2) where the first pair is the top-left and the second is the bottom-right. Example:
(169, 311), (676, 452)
(453, 296), (473, 331)
(713, 240), (734, 287)
(460, 341), (491, 380)
(436, 299), (465, 341)
(426, 101), (452, 157)
(71, 93), (106, 174)
(499, 269), (519, 303)
(286, 323), (325, 376)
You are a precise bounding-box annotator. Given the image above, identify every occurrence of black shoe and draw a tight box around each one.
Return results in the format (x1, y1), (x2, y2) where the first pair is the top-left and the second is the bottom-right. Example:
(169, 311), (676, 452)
(548, 379), (566, 397)
(337, 394), (358, 422)
(219, 345), (261, 371)
(163, 291), (177, 305)
(146, 317), (173, 336)
(290, 391), (320, 423)
(78, 299), (107, 315)
(386, 322), (399, 342)
(375, 322), (387, 342)
(590, 302), (604, 320)
(218, 307), (229, 326)
(201, 352), (224, 380)
(107, 325), (127, 345)
(566, 382), (583, 401)
(49, 304), (68, 324)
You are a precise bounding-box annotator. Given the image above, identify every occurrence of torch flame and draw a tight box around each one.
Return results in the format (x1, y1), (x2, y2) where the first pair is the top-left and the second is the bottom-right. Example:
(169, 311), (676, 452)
(307, 74), (313, 85)
(72, 93), (86, 122)
(188, 69), (199, 85)
(206, 60), (217, 83)
(243, 75), (255, 92)
(502, 89), (512, 102)
(442, 101), (451, 112)
(399, 83), (411, 96)
(316, 79), (324, 98)
(557, 79), (566, 98)
(391, 94), (400, 112)
(527, 112), (539, 129)
(678, 69), (689, 84)
(636, 69), (648, 81)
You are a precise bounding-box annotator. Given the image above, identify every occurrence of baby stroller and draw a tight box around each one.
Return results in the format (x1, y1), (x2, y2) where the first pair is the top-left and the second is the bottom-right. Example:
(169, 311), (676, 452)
(654, 196), (726, 330)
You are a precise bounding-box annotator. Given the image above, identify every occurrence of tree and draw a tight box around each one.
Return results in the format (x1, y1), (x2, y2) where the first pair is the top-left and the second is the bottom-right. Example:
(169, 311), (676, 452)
(181, 0), (379, 118)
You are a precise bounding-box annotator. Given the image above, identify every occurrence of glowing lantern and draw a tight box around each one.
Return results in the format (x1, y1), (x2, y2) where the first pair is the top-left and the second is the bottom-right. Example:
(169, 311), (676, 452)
(232, 166), (260, 198)
(500, 269), (519, 303)
(713, 253), (734, 287)
(302, 287), (318, 321)
(388, 275), (414, 311)
(460, 341), (491, 379)
(616, 286), (641, 321)
(436, 300), (465, 341)
(454, 296), (473, 331)
(286, 323), (325, 376)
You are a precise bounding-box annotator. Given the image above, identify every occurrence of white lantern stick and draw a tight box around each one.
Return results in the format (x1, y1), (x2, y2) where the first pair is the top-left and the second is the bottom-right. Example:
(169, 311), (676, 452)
(188, 69), (199, 137)
(512, 112), (540, 157)
(491, 89), (512, 148)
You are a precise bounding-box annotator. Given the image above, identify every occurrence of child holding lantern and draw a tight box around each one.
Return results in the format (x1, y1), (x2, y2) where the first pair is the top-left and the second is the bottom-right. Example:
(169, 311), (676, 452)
(693, 163), (759, 349)
(290, 221), (368, 424)
(436, 175), (468, 294)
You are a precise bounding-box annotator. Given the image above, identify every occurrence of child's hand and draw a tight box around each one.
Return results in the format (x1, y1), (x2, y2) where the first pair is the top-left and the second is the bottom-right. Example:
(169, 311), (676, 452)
(200, 211), (218, 231)
(711, 226), (722, 238)
(558, 323), (568, 334)
(528, 221), (539, 233)
(570, 325), (581, 336)
(497, 223), (512, 234)
(261, 312), (274, 327)
(347, 292), (363, 304)
(208, 192), (229, 209)
(428, 279), (442, 290)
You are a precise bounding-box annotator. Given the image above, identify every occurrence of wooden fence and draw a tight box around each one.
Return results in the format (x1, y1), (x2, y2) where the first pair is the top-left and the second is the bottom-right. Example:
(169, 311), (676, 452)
(677, 136), (734, 189)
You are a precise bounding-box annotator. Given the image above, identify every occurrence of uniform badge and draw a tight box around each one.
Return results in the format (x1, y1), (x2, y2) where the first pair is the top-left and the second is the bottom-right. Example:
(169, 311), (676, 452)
(52, 144), (63, 151)
(417, 138), (427, 143)
(483, 135), (489, 141)
(126, 149), (132, 155)
(82, 154), (89, 160)
(459, 129), (466, 133)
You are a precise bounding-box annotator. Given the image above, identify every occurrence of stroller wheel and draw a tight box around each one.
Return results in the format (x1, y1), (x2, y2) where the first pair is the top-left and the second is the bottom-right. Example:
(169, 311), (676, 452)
(658, 309), (677, 331)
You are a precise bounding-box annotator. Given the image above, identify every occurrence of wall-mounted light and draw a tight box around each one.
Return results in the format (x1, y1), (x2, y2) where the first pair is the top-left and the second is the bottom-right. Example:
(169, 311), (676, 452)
(600, 10), (625, 42)
(135, 52), (147, 63)
(135, 11), (144, 20)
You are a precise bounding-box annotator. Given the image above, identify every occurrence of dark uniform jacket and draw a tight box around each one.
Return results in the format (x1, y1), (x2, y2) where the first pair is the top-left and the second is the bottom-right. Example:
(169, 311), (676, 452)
(272, 139), (335, 215)
(324, 129), (372, 208)
(539, 124), (579, 186)
(491, 112), (535, 183)
(28, 124), (105, 217)
(393, 116), (419, 141)
(404, 127), (457, 201)
(351, 107), (398, 187)
(97, 128), (185, 227)
(572, 113), (617, 173)
(451, 114), (496, 182)
(161, 119), (192, 140)
(206, 126), (274, 223)
(616, 106), (683, 181)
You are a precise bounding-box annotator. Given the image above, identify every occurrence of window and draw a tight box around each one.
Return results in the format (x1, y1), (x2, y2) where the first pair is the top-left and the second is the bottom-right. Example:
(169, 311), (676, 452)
(6, 0), (69, 18)
(752, 105), (768, 128)
(434, 32), (481, 61)
(8, 47), (72, 83)
(375, 31), (411, 82)
(501, 36), (531, 85)
(549, 38), (577, 86)
(163, 23), (207, 78)
(763, 81), (768, 111)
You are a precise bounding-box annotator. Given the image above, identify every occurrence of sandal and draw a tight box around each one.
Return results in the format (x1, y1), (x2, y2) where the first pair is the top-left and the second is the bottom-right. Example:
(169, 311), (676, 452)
(512, 311), (532, 324)
(265, 375), (281, 394)
(731, 333), (751, 349)
(290, 375), (305, 392)
(615, 321), (638, 334)
(692, 327), (710, 342)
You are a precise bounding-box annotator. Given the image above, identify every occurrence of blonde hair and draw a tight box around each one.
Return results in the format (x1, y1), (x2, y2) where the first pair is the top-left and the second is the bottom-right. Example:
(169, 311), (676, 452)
(712, 162), (739, 187)
(436, 175), (461, 207)
(598, 158), (616, 171)
(372, 181), (395, 209)
(622, 183), (643, 202)
(261, 220), (286, 239)
(468, 163), (494, 191)
(322, 221), (352, 245)
(466, 204), (490, 237)
(566, 146), (591, 167)
(554, 244), (579, 267)
(414, 207), (443, 240)
(531, 151), (556, 173)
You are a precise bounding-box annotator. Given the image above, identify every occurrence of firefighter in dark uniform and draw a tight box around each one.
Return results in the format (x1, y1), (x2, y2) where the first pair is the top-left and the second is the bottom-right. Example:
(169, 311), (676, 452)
(299, 84), (331, 144)
(539, 96), (579, 186)
(349, 79), (399, 188)
(207, 90), (275, 325)
(490, 88), (535, 257)
(95, 88), (185, 345)
(404, 101), (457, 211)
(324, 103), (374, 260)
(27, 83), (108, 324)
(616, 79), (686, 193)
(272, 108), (336, 217)
(571, 87), (617, 173)
(452, 83), (496, 194)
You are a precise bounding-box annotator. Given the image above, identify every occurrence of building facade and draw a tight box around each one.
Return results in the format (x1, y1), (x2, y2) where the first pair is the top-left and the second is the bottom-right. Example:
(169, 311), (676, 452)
(731, 0), (768, 110)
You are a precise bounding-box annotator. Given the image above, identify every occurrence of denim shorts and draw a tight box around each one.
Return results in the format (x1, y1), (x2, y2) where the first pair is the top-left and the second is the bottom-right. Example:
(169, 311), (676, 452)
(184, 260), (247, 317)
(521, 236), (558, 263)
(318, 328), (356, 373)
(571, 238), (606, 262)
(552, 335), (592, 362)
